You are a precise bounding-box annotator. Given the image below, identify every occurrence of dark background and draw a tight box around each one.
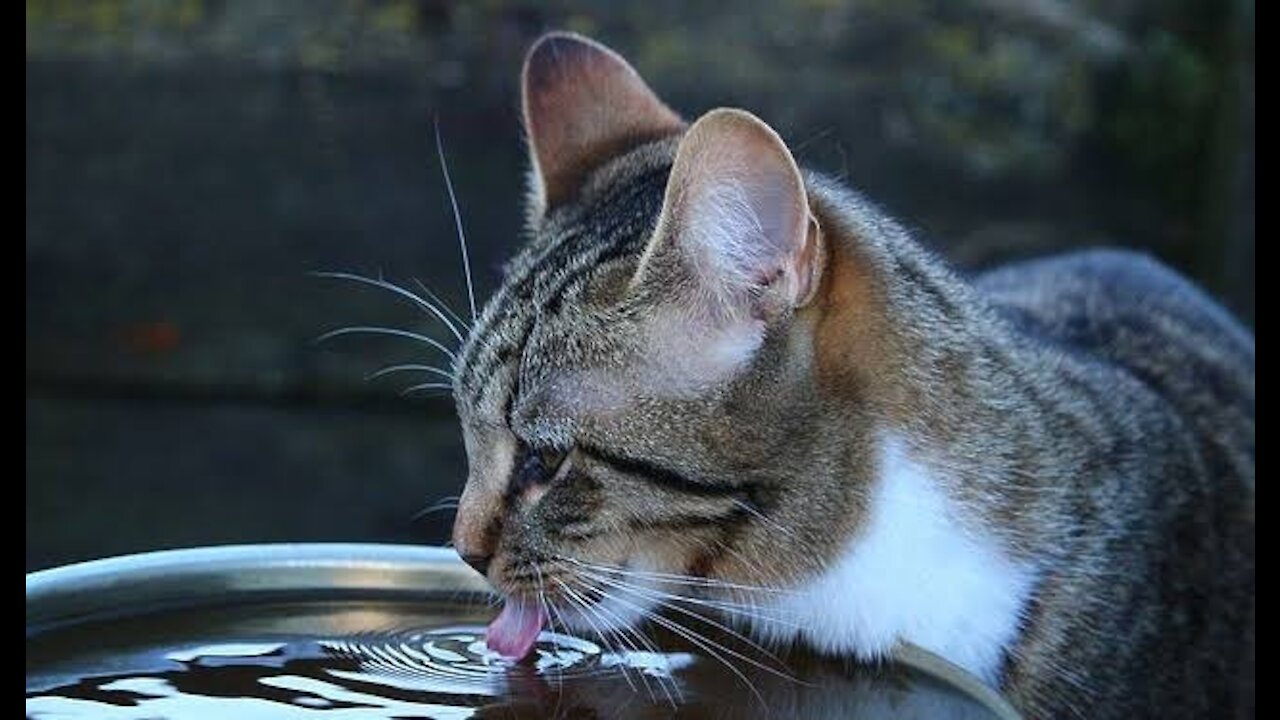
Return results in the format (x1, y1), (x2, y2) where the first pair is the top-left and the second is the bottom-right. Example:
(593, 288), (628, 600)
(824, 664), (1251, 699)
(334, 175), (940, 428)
(26, 0), (1253, 571)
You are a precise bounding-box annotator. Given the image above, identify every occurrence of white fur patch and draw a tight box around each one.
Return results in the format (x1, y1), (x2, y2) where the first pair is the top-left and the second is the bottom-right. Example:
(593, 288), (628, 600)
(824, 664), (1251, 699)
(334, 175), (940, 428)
(639, 306), (764, 396)
(747, 436), (1035, 685)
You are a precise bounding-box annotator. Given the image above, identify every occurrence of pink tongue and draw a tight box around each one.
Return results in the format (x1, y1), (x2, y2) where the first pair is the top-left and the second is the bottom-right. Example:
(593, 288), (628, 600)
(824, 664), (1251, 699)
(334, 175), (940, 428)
(486, 600), (547, 660)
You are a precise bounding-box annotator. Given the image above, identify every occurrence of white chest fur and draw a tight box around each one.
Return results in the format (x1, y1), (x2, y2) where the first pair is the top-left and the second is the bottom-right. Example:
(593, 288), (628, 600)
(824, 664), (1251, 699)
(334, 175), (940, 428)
(747, 436), (1036, 685)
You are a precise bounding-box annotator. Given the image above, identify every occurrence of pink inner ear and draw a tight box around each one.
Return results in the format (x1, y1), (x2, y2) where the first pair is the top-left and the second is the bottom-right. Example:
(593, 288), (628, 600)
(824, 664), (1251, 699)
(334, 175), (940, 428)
(521, 32), (684, 209)
(663, 110), (811, 314)
(620, 110), (812, 393)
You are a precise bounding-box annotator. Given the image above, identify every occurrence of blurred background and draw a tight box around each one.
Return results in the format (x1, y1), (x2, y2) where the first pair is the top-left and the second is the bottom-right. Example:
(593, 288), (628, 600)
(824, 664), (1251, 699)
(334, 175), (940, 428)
(26, 0), (1253, 571)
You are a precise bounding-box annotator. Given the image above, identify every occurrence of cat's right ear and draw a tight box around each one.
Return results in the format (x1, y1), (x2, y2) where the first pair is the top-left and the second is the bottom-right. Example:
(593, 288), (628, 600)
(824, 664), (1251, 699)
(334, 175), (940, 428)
(521, 32), (685, 214)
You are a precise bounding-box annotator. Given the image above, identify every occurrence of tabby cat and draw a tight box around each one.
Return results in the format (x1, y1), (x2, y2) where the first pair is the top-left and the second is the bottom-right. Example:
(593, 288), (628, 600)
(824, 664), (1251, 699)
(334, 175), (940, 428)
(448, 31), (1255, 719)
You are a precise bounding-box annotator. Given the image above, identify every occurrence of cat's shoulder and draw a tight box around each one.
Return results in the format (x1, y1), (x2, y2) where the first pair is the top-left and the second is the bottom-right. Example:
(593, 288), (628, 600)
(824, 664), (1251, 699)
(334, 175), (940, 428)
(974, 248), (1254, 443)
(976, 247), (1251, 354)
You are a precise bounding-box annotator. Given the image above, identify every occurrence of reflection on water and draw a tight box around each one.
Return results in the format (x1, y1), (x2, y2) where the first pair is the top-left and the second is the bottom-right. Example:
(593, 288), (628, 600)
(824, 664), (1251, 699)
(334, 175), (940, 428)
(27, 601), (1011, 719)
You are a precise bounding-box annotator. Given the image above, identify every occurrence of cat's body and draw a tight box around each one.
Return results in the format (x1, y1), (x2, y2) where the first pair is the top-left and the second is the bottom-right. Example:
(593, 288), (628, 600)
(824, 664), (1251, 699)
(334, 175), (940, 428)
(449, 32), (1254, 720)
(753, 175), (1256, 718)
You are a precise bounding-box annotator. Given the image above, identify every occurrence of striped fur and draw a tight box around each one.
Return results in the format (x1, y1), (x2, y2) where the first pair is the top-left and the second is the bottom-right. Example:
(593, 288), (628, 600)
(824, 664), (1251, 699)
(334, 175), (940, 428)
(449, 32), (1254, 720)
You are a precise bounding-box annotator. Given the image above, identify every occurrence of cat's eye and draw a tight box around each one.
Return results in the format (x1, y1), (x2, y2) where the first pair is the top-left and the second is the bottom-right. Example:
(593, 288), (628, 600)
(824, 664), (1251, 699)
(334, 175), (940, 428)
(537, 447), (569, 476)
(514, 443), (570, 490)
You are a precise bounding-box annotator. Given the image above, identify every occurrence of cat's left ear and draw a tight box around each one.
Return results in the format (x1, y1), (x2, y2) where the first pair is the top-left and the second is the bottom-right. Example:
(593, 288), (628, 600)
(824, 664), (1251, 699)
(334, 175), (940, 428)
(639, 108), (823, 318)
(630, 109), (824, 388)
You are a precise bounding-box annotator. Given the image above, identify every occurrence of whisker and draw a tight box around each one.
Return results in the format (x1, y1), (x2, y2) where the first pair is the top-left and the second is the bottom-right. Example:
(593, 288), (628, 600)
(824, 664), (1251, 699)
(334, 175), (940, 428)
(401, 382), (454, 396)
(532, 564), (566, 697)
(412, 503), (457, 515)
(573, 566), (801, 629)
(581, 599), (656, 702)
(562, 556), (795, 597)
(579, 568), (798, 675)
(410, 495), (459, 521)
(730, 497), (797, 540)
(605, 622), (678, 706)
(553, 578), (640, 695)
(434, 120), (477, 322)
(310, 271), (467, 344)
(314, 326), (458, 362)
(572, 575), (773, 710)
(365, 363), (455, 383)
(560, 576), (681, 707)
(543, 600), (579, 720)
(413, 278), (470, 331)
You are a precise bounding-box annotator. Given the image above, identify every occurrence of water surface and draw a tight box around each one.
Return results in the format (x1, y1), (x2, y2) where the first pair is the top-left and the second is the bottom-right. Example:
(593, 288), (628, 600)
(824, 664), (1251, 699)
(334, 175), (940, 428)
(28, 599), (1009, 719)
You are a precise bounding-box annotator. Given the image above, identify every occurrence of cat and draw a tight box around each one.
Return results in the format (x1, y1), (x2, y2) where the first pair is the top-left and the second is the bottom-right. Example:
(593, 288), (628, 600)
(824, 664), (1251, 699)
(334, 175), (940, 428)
(446, 31), (1255, 720)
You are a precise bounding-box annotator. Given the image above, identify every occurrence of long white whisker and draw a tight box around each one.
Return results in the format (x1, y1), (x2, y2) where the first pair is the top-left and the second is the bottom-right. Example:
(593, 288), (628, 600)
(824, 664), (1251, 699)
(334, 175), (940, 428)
(413, 278), (470, 331)
(434, 120), (477, 322)
(410, 500), (458, 521)
(365, 363), (455, 383)
(572, 562), (775, 612)
(315, 326), (458, 362)
(579, 572), (794, 682)
(579, 568), (797, 675)
(573, 566), (800, 629)
(573, 575), (773, 710)
(578, 595), (658, 703)
(562, 575), (680, 707)
(401, 382), (454, 396)
(561, 556), (794, 596)
(412, 494), (458, 513)
(310, 271), (467, 344)
(730, 497), (798, 540)
(531, 565), (566, 698)
(553, 578), (640, 695)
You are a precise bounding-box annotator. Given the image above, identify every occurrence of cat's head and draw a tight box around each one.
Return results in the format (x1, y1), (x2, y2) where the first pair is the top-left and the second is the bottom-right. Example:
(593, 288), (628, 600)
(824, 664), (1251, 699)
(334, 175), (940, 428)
(450, 32), (885, 648)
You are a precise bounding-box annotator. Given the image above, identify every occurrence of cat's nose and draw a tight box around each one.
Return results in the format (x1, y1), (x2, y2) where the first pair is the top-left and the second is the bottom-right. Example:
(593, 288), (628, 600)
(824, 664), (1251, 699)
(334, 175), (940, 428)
(460, 552), (493, 577)
(453, 473), (503, 576)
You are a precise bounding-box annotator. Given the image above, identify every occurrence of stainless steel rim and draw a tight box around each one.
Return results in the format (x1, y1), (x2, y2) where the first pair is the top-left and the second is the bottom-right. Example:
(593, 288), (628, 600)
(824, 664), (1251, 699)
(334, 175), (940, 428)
(26, 542), (494, 633)
(27, 542), (1021, 719)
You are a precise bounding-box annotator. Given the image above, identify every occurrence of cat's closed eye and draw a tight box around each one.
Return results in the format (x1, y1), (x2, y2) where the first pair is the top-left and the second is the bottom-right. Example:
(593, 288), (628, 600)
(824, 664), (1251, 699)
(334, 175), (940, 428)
(512, 443), (570, 492)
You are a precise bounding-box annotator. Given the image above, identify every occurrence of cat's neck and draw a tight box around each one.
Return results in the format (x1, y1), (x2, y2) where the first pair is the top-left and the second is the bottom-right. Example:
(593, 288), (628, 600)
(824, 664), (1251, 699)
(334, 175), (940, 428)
(804, 173), (1152, 558)
(755, 176), (1083, 679)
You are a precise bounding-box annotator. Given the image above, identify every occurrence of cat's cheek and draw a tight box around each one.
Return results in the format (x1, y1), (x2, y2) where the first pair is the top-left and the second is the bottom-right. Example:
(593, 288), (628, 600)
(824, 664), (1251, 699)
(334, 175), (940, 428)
(522, 482), (551, 506)
(626, 534), (706, 582)
(704, 320), (766, 371)
(639, 312), (764, 397)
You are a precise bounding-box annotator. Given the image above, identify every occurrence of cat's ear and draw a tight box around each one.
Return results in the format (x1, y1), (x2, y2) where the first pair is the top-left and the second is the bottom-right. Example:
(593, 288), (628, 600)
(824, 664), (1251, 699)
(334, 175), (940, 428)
(521, 32), (685, 212)
(643, 108), (822, 317)
(631, 109), (824, 389)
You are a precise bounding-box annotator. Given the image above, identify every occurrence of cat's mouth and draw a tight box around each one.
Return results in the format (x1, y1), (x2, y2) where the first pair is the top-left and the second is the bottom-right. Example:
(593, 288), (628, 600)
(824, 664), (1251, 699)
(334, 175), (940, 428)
(486, 564), (659, 660)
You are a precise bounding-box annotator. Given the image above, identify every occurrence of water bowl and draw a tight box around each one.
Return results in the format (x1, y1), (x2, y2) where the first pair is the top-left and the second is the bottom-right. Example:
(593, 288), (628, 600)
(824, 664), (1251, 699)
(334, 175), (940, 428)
(27, 543), (1022, 719)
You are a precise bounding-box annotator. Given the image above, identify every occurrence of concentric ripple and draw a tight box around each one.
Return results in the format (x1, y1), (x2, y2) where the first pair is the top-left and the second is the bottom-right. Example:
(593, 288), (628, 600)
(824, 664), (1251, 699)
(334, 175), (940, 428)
(322, 625), (616, 690)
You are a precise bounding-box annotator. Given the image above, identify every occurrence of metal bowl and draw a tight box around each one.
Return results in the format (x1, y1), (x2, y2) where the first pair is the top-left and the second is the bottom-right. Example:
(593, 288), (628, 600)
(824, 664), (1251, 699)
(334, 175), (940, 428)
(27, 543), (1022, 719)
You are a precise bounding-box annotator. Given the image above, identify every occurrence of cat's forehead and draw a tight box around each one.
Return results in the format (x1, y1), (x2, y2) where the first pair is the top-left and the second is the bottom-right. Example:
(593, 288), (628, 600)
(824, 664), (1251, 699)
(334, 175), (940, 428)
(453, 139), (680, 428)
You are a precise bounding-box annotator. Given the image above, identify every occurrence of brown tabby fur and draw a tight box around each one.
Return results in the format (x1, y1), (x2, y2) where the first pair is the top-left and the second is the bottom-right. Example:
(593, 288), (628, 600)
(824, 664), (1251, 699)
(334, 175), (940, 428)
(450, 31), (1255, 720)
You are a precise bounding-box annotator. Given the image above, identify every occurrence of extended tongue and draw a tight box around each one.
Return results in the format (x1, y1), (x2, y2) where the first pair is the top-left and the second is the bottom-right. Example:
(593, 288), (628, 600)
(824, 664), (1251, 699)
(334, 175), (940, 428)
(486, 599), (547, 660)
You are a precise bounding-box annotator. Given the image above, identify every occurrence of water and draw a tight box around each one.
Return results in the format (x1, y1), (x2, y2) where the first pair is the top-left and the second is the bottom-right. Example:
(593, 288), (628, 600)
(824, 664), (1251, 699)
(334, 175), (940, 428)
(27, 599), (1010, 719)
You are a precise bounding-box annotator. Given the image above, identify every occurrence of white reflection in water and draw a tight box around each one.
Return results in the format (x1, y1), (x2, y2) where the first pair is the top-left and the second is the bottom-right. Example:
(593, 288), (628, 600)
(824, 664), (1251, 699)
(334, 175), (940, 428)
(165, 643), (286, 662)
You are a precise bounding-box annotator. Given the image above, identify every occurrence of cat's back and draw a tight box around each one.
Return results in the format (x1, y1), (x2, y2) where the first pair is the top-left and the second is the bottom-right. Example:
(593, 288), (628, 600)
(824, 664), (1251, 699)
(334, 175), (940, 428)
(976, 248), (1254, 481)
